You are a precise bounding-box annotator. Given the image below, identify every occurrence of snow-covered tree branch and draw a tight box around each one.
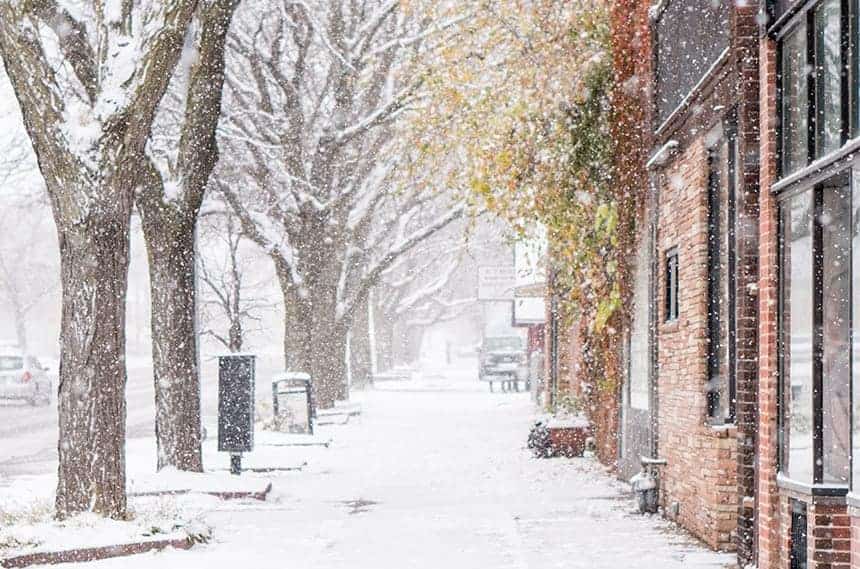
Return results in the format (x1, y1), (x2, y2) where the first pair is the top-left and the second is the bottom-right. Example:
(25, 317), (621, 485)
(213, 0), (469, 408)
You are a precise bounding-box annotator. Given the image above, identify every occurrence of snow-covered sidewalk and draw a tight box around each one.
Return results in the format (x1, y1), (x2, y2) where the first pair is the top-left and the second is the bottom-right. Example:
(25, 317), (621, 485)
(52, 367), (733, 569)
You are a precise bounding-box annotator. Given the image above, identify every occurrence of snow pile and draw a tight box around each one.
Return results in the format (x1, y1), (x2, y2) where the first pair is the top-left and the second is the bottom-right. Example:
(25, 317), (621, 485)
(0, 493), (212, 558)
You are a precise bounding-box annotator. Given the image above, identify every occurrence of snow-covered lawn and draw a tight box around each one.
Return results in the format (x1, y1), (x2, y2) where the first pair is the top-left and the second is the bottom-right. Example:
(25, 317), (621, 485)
(3, 365), (734, 568)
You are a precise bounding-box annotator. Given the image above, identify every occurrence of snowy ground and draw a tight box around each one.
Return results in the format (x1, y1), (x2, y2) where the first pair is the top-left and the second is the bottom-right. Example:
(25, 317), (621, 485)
(2, 362), (734, 568)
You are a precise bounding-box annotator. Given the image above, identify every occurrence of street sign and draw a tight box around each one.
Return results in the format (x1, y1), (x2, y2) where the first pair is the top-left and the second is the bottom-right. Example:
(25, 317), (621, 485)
(478, 266), (517, 301)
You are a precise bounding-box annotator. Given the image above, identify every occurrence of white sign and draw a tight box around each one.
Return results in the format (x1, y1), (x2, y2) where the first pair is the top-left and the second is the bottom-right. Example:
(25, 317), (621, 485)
(513, 297), (545, 325)
(478, 266), (516, 301)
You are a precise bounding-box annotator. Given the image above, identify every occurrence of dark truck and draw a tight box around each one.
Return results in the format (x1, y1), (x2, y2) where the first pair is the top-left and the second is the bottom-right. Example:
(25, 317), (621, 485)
(478, 336), (527, 392)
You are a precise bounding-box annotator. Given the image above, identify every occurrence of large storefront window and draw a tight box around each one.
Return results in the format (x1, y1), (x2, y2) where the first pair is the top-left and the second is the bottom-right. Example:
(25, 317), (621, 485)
(822, 176), (851, 484)
(778, 0), (848, 177)
(780, 190), (815, 483)
(854, 171), (860, 490)
(779, 173), (852, 486)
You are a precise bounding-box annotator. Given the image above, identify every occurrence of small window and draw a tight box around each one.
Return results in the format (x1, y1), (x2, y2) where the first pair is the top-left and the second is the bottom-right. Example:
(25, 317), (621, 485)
(790, 500), (808, 569)
(665, 249), (679, 322)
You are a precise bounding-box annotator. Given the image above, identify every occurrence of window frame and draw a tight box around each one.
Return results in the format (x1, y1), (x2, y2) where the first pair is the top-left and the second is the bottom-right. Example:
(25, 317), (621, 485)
(665, 248), (679, 322)
(774, 0), (853, 180)
(651, 0), (732, 133)
(706, 119), (739, 424)
(777, 168), (854, 487)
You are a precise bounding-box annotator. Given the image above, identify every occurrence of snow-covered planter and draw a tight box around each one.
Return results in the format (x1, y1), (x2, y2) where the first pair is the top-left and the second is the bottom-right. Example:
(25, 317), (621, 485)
(545, 416), (591, 458)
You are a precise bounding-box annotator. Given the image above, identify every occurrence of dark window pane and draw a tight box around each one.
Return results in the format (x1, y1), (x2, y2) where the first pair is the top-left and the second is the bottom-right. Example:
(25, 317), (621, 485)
(815, 0), (842, 158)
(666, 252), (679, 321)
(821, 176), (851, 484)
(707, 134), (737, 422)
(781, 24), (809, 176)
(790, 500), (808, 569)
(781, 190), (814, 483)
(853, 171), (860, 490)
(654, 0), (730, 125)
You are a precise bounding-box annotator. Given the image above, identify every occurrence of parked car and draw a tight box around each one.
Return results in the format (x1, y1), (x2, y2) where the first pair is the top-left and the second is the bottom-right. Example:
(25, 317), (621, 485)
(0, 348), (52, 406)
(479, 336), (528, 391)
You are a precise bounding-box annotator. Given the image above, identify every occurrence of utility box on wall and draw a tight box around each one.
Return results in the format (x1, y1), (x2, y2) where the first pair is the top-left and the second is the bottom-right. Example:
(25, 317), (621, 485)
(218, 354), (256, 454)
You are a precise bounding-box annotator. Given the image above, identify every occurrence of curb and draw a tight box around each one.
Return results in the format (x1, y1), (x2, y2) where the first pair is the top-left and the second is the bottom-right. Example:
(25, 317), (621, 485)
(262, 440), (331, 448)
(131, 482), (273, 501)
(317, 415), (350, 426)
(1, 535), (202, 568)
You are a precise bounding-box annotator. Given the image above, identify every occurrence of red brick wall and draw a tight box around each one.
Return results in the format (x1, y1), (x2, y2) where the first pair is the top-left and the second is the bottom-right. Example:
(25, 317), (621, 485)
(850, 510), (860, 569)
(653, 137), (738, 551)
(779, 496), (850, 569)
(756, 25), (787, 569)
(732, 2), (761, 564)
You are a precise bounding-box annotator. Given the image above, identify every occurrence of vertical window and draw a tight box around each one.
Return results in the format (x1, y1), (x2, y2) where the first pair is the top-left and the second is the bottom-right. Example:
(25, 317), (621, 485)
(779, 172), (851, 485)
(629, 232), (651, 411)
(814, 0), (843, 157)
(665, 249), (679, 322)
(853, 171), (860, 490)
(790, 500), (808, 569)
(781, 22), (809, 176)
(780, 189), (814, 483)
(707, 127), (738, 423)
(821, 175), (851, 484)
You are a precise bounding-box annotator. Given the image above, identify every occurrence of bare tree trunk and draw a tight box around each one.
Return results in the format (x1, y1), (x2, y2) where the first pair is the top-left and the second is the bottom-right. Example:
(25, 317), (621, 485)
(140, 221), (202, 472)
(349, 298), (372, 389)
(136, 0), (238, 472)
(279, 275), (303, 371)
(403, 325), (425, 366)
(374, 304), (395, 372)
(286, 286), (346, 409)
(55, 211), (131, 520)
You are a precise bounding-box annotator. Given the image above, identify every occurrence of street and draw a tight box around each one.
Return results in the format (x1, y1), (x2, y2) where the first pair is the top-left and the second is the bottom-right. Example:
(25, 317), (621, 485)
(0, 356), (284, 482)
(41, 366), (734, 569)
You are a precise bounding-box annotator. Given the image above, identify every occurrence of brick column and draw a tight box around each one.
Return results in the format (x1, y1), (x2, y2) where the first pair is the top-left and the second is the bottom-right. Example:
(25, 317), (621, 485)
(850, 508), (860, 568)
(809, 500), (851, 568)
(756, 29), (781, 569)
(732, 2), (761, 565)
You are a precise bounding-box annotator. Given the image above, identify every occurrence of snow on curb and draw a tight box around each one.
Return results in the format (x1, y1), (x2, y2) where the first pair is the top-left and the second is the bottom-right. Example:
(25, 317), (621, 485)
(254, 430), (332, 448)
(0, 533), (204, 568)
(0, 502), (212, 568)
(128, 468), (274, 501)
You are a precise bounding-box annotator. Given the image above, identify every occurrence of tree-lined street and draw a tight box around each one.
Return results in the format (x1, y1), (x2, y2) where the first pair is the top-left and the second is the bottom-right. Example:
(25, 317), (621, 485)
(28, 367), (731, 569)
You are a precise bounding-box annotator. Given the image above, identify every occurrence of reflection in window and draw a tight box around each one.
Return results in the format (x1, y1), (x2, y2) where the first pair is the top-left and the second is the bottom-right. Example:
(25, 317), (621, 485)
(779, 172), (852, 486)
(853, 172), (860, 490)
(821, 176), (850, 484)
(781, 24), (808, 176)
(815, 0), (842, 157)
(781, 190), (814, 483)
(707, 131), (737, 423)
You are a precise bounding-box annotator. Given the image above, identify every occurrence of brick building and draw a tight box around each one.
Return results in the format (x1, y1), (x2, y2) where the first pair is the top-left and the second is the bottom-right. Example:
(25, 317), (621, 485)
(625, 0), (760, 556)
(546, 0), (761, 565)
(757, 0), (857, 567)
(545, 0), (860, 566)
